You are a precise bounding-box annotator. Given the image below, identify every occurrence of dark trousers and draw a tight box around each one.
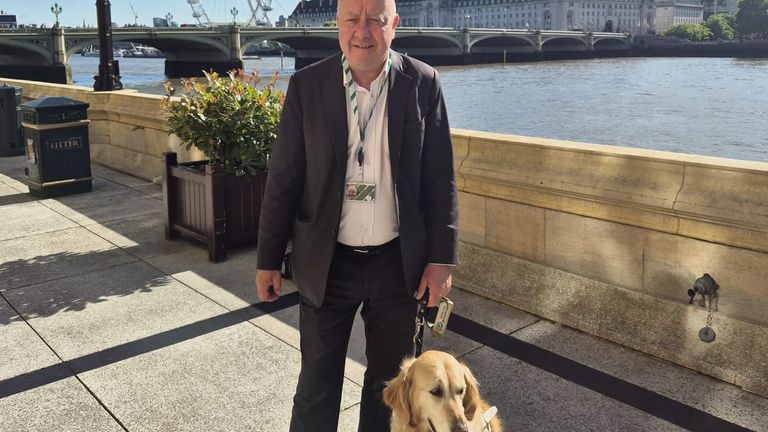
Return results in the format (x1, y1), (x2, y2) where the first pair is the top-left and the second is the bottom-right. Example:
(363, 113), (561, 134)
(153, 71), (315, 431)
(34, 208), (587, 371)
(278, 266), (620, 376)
(289, 239), (417, 432)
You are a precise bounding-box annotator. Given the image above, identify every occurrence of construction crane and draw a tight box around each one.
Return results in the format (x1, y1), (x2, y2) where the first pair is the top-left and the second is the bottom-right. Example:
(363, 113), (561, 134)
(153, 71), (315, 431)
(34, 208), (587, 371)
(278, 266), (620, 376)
(129, 3), (139, 26)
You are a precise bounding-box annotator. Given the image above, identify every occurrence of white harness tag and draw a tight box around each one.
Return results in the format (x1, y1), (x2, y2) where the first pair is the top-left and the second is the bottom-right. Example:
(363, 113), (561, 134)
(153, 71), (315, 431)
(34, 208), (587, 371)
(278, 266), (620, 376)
(481, 406), (498, 431)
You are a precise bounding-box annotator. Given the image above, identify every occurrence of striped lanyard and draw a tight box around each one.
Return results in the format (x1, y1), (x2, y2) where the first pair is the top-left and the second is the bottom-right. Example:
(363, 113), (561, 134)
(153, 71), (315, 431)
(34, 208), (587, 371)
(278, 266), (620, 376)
(341, 51), (392, 176)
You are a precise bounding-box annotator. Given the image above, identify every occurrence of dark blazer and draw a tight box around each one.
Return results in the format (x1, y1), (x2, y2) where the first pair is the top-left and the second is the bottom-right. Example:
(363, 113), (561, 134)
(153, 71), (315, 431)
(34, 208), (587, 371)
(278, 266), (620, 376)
(257, 51), (458, 308)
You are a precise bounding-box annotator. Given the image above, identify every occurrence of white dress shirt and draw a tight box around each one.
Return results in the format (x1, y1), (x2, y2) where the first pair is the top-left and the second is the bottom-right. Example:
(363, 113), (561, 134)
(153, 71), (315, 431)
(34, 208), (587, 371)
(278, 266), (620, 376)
(337, 64), (399, 247)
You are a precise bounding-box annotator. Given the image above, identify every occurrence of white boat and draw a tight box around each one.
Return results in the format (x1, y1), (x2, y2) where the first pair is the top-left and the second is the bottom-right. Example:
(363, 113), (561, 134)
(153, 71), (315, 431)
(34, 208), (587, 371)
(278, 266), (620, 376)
(124, 44), (165, 58)
(80, 48), (125, 57)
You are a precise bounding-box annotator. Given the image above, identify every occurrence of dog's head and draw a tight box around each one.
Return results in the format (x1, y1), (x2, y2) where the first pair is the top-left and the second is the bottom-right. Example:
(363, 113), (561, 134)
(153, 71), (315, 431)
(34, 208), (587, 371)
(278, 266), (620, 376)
(383, 350), (482, 432)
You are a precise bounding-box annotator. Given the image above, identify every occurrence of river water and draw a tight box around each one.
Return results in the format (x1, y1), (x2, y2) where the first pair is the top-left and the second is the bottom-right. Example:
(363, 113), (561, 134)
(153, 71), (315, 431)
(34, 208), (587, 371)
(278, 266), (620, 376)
(70, 55), (768, 162)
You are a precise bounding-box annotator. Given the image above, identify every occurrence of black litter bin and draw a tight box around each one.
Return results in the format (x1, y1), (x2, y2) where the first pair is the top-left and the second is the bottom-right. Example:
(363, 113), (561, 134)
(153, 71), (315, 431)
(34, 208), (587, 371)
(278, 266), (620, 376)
(0, 85), (24, 157)
(21, 97), (92, 197)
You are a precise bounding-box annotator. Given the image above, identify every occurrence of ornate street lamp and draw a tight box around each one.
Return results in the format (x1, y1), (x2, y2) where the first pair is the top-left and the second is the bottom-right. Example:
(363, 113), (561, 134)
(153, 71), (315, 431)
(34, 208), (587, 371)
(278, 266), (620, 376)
(166, 12), (174, 27)
(50, 3), (63, 27)
(231, 7), (239, 26)
(93, 0), (123, 91)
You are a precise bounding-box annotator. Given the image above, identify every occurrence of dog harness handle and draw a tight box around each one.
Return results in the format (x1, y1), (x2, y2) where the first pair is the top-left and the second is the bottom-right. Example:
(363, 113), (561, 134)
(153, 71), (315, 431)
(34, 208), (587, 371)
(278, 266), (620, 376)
(413, 289), (429, 357)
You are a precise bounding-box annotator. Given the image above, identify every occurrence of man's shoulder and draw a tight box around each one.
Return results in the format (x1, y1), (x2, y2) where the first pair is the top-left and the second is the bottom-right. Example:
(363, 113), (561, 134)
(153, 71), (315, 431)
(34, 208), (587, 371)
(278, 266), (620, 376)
(293, 53), (341, 82)
(396, 52), (437, 81)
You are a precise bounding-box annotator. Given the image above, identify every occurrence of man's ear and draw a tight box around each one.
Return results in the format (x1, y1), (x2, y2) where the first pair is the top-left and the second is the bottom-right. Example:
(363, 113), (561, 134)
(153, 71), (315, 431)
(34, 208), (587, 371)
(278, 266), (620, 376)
(383, 358), (417, 425)
(462, 363), (481, 421)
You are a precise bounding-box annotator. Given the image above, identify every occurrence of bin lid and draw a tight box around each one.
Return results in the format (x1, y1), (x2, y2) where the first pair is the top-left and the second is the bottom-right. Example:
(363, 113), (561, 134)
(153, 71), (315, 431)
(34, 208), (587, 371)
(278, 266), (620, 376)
(0, 85), (21, 95)
(20, 97), (89, 111)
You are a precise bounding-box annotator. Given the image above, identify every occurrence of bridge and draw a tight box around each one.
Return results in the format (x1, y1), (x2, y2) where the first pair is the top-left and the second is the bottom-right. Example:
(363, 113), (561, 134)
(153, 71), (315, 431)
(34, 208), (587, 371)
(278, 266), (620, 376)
(0, 26), (632, 84)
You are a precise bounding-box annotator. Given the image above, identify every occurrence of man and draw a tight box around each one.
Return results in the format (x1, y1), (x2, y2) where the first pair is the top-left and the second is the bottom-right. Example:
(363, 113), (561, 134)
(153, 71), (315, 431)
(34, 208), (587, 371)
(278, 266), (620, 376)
(255, 0), (457, 429)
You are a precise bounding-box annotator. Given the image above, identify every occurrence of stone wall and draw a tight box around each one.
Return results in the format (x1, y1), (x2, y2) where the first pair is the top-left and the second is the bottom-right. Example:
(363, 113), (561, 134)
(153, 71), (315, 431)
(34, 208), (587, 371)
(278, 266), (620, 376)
(452, 129), (768, 397)
(4, 78), (767, 397)
(1, 77), (204, 182)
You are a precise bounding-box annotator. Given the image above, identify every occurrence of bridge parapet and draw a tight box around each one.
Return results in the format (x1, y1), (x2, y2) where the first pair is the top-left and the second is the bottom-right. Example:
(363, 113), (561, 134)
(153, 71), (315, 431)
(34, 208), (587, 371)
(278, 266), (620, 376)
(0, 26), (633, 83)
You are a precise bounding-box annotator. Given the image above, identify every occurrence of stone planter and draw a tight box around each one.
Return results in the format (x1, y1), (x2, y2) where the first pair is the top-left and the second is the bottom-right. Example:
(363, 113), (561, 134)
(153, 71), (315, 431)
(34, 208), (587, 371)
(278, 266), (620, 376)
(162, 152), (266, 262)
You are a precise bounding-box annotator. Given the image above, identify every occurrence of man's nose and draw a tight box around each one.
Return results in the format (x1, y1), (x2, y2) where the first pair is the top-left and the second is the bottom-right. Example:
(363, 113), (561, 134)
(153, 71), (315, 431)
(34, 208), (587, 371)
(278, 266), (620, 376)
(354, 20), (372, 37)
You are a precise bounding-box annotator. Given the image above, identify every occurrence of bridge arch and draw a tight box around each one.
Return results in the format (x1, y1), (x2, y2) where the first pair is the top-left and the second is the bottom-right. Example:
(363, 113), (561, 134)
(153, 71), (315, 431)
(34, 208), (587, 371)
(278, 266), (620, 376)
(0, 39), (51, 66)
(593, 37), (630, 51)
(66, 34), (232, 62)
(242, 35), (339, 53)
(392, 34), (462, 55)
(541, 36), (588, 52)
(469, 35), (536, 53)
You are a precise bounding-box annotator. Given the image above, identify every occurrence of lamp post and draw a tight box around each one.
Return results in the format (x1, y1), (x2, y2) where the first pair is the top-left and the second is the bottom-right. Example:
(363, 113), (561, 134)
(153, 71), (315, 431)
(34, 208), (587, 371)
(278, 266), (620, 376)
(50, 3), (63, 27)
(93, 0), (123, 91)
(231, 7), (239, 26)
(166, 12), (173, 27)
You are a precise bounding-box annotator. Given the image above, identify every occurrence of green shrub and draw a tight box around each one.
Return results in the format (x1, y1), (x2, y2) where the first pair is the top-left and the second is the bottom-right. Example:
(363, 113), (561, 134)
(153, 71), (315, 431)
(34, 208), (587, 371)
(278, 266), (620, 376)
(162, 70), (284, 176)
(705, 14), (736, 40)
(664, 23), (714, 41)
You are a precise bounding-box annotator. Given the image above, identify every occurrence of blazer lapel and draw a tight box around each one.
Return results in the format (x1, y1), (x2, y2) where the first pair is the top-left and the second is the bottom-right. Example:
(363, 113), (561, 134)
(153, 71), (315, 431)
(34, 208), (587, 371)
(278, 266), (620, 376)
(387, 51), (412, 181)
(320, 54), (349, 171)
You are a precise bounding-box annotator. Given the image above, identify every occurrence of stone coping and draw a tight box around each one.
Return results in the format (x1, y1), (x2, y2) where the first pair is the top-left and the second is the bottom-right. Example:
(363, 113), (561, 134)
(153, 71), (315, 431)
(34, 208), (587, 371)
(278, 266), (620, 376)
(452, 129), (768, 253)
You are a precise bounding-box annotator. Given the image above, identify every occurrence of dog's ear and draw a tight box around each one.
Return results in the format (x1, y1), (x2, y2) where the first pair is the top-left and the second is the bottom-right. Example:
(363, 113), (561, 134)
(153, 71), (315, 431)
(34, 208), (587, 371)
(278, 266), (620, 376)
(384, 358), (417, 426)
(461, 363), (481, 421)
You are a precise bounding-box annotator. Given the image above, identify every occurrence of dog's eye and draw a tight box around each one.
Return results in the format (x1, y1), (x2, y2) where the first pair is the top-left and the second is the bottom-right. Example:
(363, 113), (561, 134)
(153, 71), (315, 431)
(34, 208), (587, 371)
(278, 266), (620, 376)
(456, 388), (465, 396)
(429, 387), (443, 398)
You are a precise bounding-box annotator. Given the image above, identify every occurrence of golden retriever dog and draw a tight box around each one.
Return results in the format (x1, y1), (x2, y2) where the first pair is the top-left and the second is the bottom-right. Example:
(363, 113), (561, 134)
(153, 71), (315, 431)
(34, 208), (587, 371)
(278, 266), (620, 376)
(383, 350), (503, 432)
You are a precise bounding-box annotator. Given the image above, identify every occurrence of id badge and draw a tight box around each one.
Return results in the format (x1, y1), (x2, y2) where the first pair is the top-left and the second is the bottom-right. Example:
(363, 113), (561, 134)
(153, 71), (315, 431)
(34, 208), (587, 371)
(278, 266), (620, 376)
(345, 182), (376, 202)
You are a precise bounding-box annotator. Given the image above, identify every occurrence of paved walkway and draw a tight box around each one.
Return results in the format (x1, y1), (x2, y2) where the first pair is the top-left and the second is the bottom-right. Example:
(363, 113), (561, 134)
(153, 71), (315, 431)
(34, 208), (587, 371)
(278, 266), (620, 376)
(1, 155), (766, 432)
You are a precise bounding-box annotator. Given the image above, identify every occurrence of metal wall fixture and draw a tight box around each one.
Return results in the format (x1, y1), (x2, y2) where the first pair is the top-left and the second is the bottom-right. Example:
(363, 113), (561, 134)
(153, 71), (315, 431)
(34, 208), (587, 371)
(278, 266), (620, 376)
(688, 274), (719, 343)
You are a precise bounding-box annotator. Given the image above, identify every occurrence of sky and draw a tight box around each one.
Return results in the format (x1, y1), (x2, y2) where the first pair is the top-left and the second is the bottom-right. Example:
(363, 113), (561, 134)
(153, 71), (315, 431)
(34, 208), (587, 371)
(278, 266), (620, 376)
(1, 0), (302, 28)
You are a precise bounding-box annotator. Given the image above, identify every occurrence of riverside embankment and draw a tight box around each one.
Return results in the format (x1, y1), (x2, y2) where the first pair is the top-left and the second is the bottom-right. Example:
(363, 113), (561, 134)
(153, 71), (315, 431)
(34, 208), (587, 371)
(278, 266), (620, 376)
(3, 76), (767, 399)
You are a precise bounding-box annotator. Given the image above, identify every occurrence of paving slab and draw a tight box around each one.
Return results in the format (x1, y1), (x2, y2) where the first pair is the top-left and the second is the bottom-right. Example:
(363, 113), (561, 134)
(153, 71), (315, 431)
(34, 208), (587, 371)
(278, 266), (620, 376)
(461, 346), (689, 432)
(513, 320), (768, 432)
(84, 212), (194, 260)
(0, 226), (136, 291)
(0, 185), (35, 207)
(0, 175), (27, 192)
(92, 164), (156, 189)
(338, 403), (362, 431)
(40, 188), (162, 227)
(0, 201), (78, 242)
(75, 320), (360, 432)
(148, 246), (268, 308)
(0, 297), (124, 432)
(0, 156), (26, 183)
(4, 260), (229, 359)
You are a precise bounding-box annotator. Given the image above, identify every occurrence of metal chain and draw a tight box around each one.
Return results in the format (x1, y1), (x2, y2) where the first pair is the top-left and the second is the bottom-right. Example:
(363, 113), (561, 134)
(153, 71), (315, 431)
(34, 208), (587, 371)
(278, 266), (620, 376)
(705, 294), (715, 329)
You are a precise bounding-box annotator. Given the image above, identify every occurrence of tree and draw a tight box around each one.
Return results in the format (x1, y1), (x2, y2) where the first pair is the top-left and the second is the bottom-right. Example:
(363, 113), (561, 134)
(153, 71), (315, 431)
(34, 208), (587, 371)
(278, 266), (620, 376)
(704, 14), (736, 40)
(664, 23), (714, 41)
(735, 0), (768, 38)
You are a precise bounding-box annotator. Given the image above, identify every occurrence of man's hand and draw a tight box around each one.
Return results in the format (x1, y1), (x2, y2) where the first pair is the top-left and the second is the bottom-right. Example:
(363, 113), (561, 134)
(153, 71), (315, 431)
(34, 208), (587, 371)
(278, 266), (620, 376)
(256, 270), (282, 302)
(415, 264), (453, 307)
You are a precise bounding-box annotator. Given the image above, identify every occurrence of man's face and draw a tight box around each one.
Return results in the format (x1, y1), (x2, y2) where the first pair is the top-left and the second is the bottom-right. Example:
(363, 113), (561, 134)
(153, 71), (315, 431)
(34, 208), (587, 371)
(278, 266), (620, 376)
(337, 0), (399, 77)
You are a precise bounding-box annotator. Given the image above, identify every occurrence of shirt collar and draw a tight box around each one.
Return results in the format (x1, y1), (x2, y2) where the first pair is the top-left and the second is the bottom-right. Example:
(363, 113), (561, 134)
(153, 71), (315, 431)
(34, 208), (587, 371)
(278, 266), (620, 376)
(345, 50), (392, 94)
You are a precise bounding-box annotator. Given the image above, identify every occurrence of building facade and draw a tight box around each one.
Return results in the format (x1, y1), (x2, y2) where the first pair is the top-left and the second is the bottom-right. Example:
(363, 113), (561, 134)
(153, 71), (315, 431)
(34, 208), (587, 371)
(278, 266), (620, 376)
(654, 0), (704, 32)
(0, 14), (17, 28)
(289, 0), (658, 33)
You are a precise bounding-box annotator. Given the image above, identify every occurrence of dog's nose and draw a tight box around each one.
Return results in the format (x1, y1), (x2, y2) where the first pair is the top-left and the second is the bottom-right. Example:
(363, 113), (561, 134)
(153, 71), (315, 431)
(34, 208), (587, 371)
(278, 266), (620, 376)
(450, 422), (468, 432)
